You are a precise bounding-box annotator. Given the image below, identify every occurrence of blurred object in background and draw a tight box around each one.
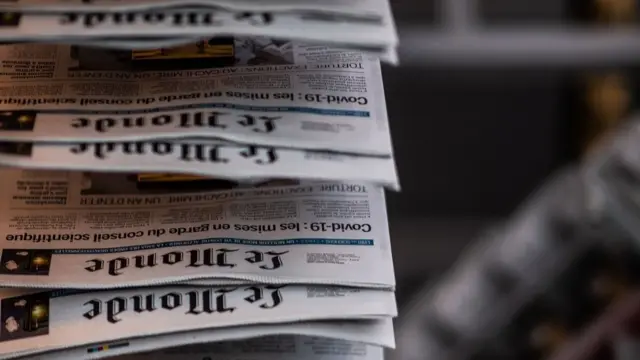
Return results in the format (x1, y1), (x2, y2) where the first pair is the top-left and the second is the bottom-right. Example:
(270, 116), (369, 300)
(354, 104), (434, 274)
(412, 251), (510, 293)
(472, 243), (640, 360)
(592, 0), (637, 24)
(580, 72), (632, 156)
(393, 115), (640, 360)
(573, 0), (635, 157)
(387, 1), (640, 360)
(569, 0), (638, 24)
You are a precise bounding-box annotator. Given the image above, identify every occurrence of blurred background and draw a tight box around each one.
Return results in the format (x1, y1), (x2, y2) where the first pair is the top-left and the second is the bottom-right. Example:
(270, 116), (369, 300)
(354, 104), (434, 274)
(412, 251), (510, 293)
(383, 0), (640, 359)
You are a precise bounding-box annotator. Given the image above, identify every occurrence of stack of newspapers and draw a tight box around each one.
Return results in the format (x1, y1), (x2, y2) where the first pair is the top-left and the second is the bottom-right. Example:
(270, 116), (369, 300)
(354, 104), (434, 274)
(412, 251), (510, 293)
(0, 0), (399, 359)
(0, 0), (398, 63)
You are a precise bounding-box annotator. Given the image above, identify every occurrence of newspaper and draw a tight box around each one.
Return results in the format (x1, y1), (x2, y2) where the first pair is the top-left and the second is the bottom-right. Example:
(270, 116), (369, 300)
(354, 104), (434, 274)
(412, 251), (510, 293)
(0, 140), (399, 188)
(0, 9), (397, 54)
(0, 284), (397, 358)
(0, 41), (394, 156)
(20, 319), (394, 359)
(0, 169), (396, 288)
(186, 278), (254, 286)
(116, 337), (384, 360)
(0, 0), (385, 19)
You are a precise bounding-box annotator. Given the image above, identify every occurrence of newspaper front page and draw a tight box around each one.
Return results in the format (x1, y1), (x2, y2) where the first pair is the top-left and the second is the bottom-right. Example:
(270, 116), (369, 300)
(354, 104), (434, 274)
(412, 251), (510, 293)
(116, 337), (384, 360)
(0, 40), (393, 156)
(23, 319), (394, 359)
(0, 140), (399, 188)
(0, 169), (396, 288)
(0, 284), (396, 358)
(0, 10), (396, 53)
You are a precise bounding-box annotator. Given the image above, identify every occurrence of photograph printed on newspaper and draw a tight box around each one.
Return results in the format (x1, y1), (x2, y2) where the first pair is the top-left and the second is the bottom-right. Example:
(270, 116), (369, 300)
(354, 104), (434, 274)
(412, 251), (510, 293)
(0, 168), (395, 288)
(0, 39), (393, 156)
(0, 285), (396, 357)
(23, 318), (394, 360)
(64, 37), (398, 64)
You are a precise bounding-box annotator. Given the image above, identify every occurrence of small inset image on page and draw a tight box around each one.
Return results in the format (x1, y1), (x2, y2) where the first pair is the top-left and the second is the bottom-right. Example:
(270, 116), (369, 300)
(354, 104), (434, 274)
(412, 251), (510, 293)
(66, 37), (294, 73)
(79, 172), (300, 196)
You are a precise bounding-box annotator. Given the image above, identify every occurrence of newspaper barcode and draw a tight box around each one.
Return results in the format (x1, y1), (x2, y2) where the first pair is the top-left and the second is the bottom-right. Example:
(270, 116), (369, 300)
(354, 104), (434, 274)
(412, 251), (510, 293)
(307, 252), (346, 264)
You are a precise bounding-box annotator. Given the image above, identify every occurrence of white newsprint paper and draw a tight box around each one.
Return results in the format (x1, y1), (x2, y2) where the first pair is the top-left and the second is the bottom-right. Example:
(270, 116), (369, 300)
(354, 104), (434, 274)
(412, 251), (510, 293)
(21, 319), (393, 359)
(0, 0), (385, 19)
(0, 169), (395, 289)
(0, 8), (396, 54)
(116, 337), (384, 360)
(0, 285), (396, 358)
(0, 41), (393, 156)
(0, 140), (399, 189)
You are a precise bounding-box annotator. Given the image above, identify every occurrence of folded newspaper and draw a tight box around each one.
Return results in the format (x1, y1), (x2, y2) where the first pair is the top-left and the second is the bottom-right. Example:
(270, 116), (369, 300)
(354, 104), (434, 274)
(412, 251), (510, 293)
(0, 40), (394, 156)
(0, 169), (395, 288)
(0, 0), (385, 18)
(0, 284), (396, 358)
(0, 140), (399, 188)
(21, 319), (394, 359)
(114, 336), (385, 360)
(0, 9), (397, 59)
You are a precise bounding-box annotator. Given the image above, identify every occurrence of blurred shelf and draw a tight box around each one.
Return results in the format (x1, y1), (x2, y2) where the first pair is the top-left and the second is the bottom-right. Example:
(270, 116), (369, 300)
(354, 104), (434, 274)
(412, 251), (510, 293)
(394, 0), (640, 67)
(398, 27), (640, 67)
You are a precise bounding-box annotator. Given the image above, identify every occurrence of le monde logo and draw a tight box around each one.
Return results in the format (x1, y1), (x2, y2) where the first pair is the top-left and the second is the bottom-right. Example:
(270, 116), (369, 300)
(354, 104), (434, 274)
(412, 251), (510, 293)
(83, 285), (286, 324)
(84, 248), (289, 276)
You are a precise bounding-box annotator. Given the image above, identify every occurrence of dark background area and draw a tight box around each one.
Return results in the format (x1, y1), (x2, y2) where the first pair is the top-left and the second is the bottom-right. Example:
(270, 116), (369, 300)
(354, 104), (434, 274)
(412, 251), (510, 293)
(383, 66), (569, 216)
(381, 0), (605, 307)
(384, 4), (640, 359)
(384, 0), (570, 218)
